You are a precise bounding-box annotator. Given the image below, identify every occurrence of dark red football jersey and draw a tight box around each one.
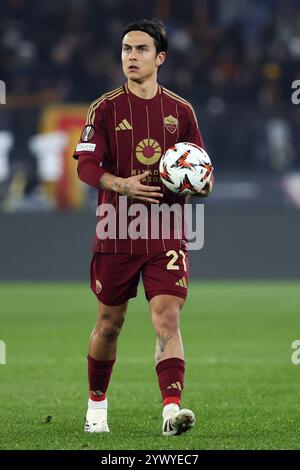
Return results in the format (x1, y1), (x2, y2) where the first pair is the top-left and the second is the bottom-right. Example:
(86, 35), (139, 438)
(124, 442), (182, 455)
(73, 84), (204, 254)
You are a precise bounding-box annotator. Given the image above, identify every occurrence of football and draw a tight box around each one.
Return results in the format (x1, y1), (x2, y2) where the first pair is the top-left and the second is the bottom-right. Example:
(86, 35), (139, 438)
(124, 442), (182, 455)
(159, 142), (213, 196)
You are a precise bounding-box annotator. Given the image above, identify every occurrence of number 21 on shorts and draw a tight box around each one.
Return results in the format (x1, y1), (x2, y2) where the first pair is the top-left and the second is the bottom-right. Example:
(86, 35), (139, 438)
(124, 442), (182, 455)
(166, 250), (187, 272)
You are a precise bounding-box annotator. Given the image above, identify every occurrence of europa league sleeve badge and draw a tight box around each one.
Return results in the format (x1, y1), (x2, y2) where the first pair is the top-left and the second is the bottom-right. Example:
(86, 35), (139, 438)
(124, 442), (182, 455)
(81, 125), (95, 142)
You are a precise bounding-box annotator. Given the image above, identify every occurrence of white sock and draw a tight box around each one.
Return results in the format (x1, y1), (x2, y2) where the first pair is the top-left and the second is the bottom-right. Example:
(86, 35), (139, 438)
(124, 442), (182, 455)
(88, 398), (108, 410)
(163, 403), (179, 419)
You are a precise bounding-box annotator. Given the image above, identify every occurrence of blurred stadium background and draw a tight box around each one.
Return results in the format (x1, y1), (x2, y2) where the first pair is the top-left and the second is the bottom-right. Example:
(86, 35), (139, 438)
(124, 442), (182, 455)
(1, 0), (300, 451)
(0, 0), (300, 279)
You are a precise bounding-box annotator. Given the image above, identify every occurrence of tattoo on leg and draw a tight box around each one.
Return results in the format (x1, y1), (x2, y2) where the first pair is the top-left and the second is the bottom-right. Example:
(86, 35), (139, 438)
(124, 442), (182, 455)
(157, 331), (172, 361)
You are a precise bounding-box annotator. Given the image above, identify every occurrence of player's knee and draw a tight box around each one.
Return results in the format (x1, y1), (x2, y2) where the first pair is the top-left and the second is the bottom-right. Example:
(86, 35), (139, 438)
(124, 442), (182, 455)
(96, 318), (124, 341)
(98, 323), (121, 341)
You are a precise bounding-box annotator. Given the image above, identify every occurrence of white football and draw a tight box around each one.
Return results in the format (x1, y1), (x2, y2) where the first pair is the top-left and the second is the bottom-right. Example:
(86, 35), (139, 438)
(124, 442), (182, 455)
(159, 142), (213, 196)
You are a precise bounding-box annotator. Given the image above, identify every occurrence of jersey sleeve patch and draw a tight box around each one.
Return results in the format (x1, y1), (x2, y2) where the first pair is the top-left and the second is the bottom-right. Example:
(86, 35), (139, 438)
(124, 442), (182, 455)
(81, 125), (95, 142)
(76, 143), (96, 152)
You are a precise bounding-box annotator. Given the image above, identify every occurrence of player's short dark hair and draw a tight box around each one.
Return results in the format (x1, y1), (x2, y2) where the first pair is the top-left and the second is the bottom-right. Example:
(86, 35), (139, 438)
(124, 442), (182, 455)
(122, 19), (168, 55)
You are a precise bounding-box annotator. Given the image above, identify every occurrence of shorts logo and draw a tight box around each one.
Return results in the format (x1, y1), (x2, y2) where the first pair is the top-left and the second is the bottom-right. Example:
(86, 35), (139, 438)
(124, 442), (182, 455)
(81, 125), (95, 142)
(164, 115), (178, 134)
(96, 280), (102, 294)
(175, 277), (187, 288)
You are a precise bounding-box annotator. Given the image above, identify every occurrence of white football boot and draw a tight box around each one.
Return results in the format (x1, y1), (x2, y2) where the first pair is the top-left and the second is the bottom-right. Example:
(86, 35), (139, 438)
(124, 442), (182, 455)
(84, 399), (109, 433)
(162, 403), (195, 436)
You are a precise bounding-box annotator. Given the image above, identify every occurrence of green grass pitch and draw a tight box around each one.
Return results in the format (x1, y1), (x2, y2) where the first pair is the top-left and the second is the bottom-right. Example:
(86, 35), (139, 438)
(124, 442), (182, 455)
(0, 281), (300, 450)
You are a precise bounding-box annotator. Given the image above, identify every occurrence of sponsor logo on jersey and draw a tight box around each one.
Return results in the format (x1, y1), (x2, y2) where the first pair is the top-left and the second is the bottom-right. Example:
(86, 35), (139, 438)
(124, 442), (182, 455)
(135, 138), (161, 165)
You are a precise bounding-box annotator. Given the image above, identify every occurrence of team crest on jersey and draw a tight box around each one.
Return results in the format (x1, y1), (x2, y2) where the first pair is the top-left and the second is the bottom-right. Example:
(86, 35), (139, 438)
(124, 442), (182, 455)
(96, 280), (102, 294)
(81, 125), (95, 142)
(164, 115), (178, 134)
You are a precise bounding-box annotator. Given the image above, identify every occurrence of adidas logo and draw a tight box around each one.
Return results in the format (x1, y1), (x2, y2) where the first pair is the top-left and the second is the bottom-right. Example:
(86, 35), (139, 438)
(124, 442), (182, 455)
(116, 119), (132, 131)
(91, 390), (104, 397)
(167, 381), (182, 391)
(175, 277), (187, 288)
(163, 419), (174, 433)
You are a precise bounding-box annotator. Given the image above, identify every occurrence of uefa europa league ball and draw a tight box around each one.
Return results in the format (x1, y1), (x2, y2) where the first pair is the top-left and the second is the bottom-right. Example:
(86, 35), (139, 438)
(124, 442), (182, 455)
(159, 142), (213, 196)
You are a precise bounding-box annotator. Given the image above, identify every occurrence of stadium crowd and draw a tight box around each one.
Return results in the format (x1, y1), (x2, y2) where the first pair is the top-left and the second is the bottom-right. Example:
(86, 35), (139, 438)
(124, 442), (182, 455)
(0, 0), (300, 210)
(1, 0), (300, 106)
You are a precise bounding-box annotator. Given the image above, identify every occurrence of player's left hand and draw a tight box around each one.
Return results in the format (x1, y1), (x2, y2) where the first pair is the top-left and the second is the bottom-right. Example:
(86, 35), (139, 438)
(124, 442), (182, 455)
(198, 174), (214, 197)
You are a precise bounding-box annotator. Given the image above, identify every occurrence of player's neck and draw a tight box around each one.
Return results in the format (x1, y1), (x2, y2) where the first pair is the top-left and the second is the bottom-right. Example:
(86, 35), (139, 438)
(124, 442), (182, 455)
(127, 79), (158, 100)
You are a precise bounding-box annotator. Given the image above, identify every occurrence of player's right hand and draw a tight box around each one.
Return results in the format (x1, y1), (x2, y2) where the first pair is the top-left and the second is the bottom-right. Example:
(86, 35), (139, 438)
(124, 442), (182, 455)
(119, 171), (163, 203)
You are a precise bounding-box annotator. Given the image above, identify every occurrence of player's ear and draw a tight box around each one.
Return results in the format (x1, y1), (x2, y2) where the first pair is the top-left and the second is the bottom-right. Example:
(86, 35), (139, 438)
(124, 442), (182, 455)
(156, 51), (166, 67)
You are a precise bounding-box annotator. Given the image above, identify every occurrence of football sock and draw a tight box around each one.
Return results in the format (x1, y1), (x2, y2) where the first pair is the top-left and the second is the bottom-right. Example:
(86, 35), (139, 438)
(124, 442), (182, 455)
(87, 355), (115, 401)
(88, 397), (108, 410)
(156, 357), (185, 407)
(163, 403), (179, 419)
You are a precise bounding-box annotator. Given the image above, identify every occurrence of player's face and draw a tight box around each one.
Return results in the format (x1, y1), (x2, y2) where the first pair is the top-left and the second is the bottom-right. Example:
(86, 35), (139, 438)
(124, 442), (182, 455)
(122, 31), (165, 83)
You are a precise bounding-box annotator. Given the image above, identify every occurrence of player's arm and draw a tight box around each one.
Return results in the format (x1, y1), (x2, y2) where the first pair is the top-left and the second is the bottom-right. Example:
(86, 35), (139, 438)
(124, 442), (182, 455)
(99, 171), (163, 204)
(74, 103), (162, 204)
(77, 156), (162, 204)
(183, 106), (214, 197)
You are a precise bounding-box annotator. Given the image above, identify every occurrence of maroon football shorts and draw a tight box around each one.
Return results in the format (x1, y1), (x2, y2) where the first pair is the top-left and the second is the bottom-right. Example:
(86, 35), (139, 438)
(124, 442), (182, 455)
(90, 250), (189, 306)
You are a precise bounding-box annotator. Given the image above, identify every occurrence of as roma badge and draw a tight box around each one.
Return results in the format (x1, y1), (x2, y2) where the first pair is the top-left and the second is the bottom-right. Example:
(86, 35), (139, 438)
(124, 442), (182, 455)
(164, 115), (178, 134)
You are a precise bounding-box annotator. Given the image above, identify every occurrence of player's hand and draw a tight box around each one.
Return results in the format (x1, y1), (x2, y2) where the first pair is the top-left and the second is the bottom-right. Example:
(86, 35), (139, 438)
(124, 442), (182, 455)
(118, 171), (163, 203)
(198, 173), (214, 197)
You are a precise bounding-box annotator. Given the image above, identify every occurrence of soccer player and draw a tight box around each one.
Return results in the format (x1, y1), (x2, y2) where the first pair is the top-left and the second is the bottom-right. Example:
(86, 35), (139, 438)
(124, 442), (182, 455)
(73, 19), (213, 436)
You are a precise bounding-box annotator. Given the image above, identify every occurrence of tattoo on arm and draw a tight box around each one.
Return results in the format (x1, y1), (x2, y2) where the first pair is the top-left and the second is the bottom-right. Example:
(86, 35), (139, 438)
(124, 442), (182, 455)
(123, 183), (130, 195)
